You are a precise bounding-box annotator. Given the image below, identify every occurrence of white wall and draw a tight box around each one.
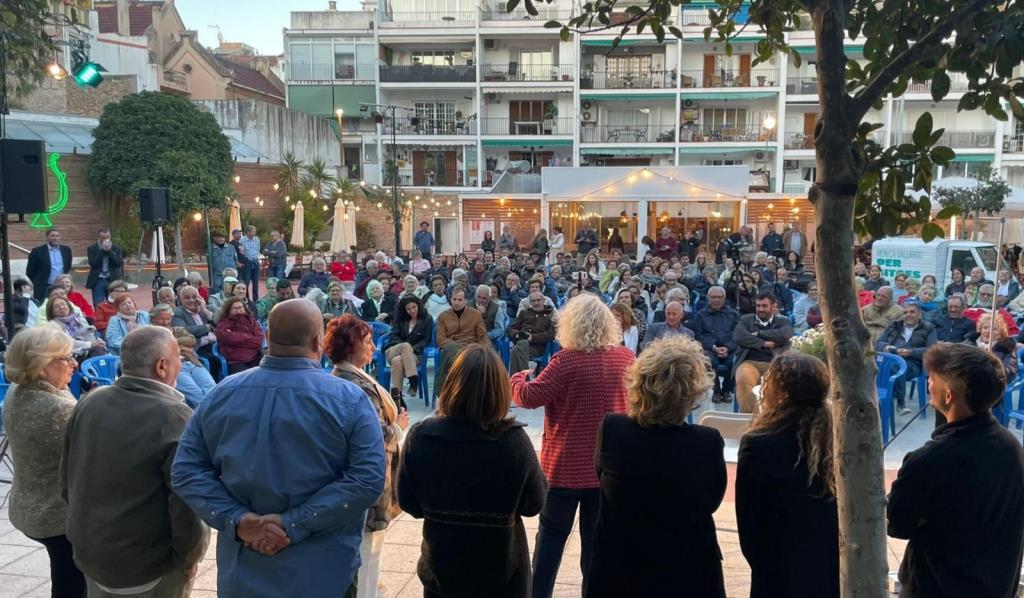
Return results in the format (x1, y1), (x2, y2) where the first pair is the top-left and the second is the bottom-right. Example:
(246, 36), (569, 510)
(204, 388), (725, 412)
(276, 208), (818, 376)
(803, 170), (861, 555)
(194, 99), (339, 165)
(93, 35), (159, 91)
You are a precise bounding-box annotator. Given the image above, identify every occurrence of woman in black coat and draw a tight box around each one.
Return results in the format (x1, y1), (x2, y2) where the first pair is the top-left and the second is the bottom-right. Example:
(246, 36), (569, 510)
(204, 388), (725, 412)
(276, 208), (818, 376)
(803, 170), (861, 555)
(383, 295), (433, 403)
(360, 280), (397, 323)
(587, 336), (727, 598)
(480, 230), (497, 255)
(398, 345), (547, 598)
(736, 351), (839, 598)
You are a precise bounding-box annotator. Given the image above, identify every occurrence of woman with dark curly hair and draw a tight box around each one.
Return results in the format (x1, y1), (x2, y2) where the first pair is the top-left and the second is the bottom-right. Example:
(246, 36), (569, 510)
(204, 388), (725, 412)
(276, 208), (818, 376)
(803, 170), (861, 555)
(736, 351), (838, 598)
(383, 295), (432, 404)
(325, 315), (407, 598)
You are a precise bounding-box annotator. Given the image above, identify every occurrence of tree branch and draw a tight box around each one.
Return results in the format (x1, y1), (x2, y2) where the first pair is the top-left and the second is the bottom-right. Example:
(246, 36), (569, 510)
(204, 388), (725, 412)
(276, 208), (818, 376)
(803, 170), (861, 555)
(850, 0), (997, 121)
(572, 5), (654, 36)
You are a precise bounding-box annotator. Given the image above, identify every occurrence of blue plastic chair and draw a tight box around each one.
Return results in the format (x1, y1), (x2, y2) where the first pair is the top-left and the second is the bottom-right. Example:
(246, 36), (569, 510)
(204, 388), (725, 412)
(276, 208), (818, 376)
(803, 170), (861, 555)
(876, 353), (907, 444)
(81, 355), (121, 387)
(497, 336), (511, 370)
(423, 327), (442, 403)
(907, 369), (930, 420)
(995, 348), (1024, 427)
(368, 322), (392, 382)
(210, 343), (231, 382)
(69, 371), (84, 400)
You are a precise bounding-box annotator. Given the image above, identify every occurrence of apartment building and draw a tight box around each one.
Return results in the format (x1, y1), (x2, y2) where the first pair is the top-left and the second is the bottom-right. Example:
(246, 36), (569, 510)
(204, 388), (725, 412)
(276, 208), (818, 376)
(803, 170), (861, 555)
(283, 0), (1024, 253)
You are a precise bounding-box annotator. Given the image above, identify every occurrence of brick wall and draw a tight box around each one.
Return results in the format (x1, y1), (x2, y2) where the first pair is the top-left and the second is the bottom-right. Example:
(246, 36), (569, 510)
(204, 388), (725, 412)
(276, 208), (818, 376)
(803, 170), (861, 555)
(10, 75), (138, 118)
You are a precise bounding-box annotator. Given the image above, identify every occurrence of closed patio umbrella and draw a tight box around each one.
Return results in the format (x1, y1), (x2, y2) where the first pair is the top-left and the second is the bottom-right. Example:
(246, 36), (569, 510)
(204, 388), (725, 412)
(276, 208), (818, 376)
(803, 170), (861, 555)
(229, 200), (242, 233)
(290, 201), (305, 248)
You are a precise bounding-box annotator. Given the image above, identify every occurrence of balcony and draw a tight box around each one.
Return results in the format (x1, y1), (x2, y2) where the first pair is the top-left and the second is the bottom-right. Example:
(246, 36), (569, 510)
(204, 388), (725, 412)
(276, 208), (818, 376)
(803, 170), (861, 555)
(379, 64), (475, 83)
(285, 62), (375, 82)
(482, 6), (573, 20)
(906, 74), (970, 95)
(161, 69), (188, 93)
(896, 130), (997, 149)
(379, 9), (477, 23)
(679, 124), (774, 143)
(786, 130), (883, 149)
(383, 117), (477, 135)
(580, 124), (677, 143)
(481, 63), (574, 82)
(679, 9), (711, 26)
(786, 76), (818, 95)
(679, 67), (779, 88)
(1004, 137), (1024, 153)
(580, 69), (676, 90)
(481, 117), (574, 136)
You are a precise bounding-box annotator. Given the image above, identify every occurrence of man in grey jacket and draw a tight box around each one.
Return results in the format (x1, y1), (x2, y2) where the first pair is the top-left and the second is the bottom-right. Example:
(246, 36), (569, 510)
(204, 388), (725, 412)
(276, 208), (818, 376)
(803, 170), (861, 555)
(62, 326), (208, 597)
(733, 291), (794, 413)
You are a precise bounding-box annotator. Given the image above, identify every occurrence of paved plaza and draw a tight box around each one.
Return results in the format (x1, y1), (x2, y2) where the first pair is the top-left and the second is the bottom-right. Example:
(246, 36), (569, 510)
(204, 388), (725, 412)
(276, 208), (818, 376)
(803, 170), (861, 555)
(0, 389), (953, 598)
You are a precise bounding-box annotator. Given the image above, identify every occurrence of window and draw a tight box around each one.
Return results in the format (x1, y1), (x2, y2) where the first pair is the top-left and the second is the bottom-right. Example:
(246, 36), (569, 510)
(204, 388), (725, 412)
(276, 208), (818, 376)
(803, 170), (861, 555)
(941, 162), (986, 179)
(704, 159), (744, 166)
(950, 249), (978, 274)
(288, 42), (312, 80)
(518, 50), (553, 80)
(414, 101), (457, 130)
(413, 50), (455, 66)
(607, 55), (652, 75)
(802, 166), (817, 182)
(703, 108), (747, 128)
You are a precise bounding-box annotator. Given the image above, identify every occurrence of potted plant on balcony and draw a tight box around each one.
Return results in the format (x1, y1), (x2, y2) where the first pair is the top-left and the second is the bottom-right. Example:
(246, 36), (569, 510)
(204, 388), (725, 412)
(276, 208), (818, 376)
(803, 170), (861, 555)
(543, 104), (558, 132)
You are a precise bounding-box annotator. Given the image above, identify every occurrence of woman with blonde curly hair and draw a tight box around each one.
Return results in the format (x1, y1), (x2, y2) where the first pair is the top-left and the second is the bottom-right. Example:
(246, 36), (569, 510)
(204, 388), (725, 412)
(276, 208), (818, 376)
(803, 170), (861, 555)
(736, 351), (838, 598)
(587, 336), (726, 598)
(511, 292), (634, 598)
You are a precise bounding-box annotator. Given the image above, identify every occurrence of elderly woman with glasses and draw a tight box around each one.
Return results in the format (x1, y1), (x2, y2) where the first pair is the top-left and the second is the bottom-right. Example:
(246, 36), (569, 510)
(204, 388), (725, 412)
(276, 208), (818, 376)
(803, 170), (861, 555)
(2, 326), (86, 596)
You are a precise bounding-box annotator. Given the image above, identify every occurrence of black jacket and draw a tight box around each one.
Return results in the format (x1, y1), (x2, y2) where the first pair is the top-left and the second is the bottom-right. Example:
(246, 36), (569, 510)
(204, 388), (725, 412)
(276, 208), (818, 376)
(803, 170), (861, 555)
(874, 320), (937, 365)
(361, 293), (397, 323)
(26, 243), (72, 301)
(86, 242), (124, 290)
(384, 316), (432, 355)
(398, 416), (547, 598)
(733, 314), (793, 373)
(507, 305), (555, 351)
(888, 412), (1024, 598)
(737, 428), (839, 598)
(932, 313), (975, 343)
(692, 307), (740, 354)
(588, 414), (726, 598)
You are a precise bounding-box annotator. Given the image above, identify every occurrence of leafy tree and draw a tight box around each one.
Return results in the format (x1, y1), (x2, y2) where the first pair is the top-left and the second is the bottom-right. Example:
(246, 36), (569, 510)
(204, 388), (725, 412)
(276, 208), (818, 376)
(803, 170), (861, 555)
(153, 150), (234, 266)
(1, 0), (66, 96)
(544, 0), (1024, 594)
(275, 153), (304, 202)
(933, 165), (1011, 240)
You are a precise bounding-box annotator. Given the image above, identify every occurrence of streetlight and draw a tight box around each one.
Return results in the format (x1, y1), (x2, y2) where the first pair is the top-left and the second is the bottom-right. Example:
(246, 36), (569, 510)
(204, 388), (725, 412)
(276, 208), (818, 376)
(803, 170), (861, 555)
(335, 108), (346, 179)
(360, 102), (418, 255)
(762, 114), (777, 173)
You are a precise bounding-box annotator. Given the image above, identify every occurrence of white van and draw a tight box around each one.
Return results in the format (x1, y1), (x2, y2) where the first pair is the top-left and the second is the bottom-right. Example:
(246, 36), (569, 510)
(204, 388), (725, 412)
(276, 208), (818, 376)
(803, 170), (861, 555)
(870, 237), (999, 290)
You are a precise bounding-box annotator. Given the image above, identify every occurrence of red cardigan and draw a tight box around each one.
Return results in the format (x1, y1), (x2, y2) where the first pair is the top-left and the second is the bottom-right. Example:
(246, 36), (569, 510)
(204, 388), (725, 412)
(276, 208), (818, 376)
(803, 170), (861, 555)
(331, 260), (357, 282)
(214, 314), (264, 364)
(67, 291), (94, 319)
(511, 345), (634, 489)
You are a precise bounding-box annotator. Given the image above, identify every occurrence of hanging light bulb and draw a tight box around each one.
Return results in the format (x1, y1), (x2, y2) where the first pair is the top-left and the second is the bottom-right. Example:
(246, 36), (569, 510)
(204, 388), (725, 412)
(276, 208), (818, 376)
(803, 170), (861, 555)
(234, 175), (241, 183)
(377, 203), (383, 209)
(254, 195), (260, 202)
(285, 195), (290, 202)
(767, 203), (775, 210)
(273, 183), (280, 191)
(192, 212), (202, 222)
(323, 205), (329, 211)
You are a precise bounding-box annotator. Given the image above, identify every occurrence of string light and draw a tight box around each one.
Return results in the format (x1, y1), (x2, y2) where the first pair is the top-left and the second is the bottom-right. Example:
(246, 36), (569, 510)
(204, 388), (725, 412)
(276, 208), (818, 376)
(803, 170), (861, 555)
(273, 183), (280, 191)
(234, 175), (241, 183)
(308, 189), (316, 197)
(192, 212), (202, 222)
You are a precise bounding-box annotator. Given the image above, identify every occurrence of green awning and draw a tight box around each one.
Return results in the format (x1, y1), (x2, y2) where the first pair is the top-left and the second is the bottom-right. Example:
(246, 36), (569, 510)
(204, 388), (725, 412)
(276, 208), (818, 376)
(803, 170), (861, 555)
(795, 44), (863, 55)
(580, 93), (676, 100)
(951, 154), (995, 163)
(580, 147), (676, 155)
(482, 139), (574, 147)
(677, 146), (771, 154)
(581, 39), (670, 47)
(680, 91), (777, 100)
(287, 85), (376, 118)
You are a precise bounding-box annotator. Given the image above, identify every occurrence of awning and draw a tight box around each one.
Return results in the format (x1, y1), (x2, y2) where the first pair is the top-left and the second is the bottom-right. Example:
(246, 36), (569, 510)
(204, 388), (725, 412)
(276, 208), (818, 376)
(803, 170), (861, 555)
(581, 39), (669, 47)
(677, 146), (771, 154)
(951, 154), (996, 163)
(480, 87), (569, 94)
(795, 45), (863, 55)
(580, 147), (675, 155)
(482, 139), (574, 147)
(680, 91), (777, 100)
(580, 93), (676, 100)
(4, 119), (94, 154)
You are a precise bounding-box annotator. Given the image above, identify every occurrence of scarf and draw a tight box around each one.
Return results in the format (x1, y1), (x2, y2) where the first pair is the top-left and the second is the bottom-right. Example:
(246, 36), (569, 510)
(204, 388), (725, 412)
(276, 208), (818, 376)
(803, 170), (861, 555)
(335, 361), (398, 425)
(56, 314), (83, 338)
(118, 313), (139, 332)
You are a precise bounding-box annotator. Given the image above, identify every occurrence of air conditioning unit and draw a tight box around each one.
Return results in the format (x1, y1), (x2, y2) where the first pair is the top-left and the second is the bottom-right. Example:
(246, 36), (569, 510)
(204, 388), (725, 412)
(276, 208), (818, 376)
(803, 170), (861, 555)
(484, 39), (497, 50)
(683, 98), (696, 108)
(784, 160), (800, 170)
(485, 92), (499, 103)
(754, 151), (766, 160)
(498, 1), (507, 10)
(976, 133), (994, 147)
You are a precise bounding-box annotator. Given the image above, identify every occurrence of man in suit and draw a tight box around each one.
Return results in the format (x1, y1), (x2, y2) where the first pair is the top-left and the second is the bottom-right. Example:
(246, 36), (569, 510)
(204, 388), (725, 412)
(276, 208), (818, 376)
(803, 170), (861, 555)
(172, 285), (221, 380)
(783, 222), (806, 257)
(26, 228), (72, 302)
(86, 227), (124, 307)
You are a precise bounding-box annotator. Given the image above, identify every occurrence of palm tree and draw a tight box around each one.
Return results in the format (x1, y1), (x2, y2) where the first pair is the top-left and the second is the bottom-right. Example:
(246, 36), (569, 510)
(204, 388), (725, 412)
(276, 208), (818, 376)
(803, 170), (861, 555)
(302, 159), (336, 204)
(275, 153), (303, 202)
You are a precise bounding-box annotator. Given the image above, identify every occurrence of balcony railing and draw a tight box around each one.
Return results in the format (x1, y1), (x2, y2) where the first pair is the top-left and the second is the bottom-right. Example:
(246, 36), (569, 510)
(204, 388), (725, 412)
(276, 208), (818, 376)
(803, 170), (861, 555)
(785, 131), (816, 149)
(679, 67), (779, 88)
(679, 9), (711, 26)
(580, 124), (678, 143)
(482, 6), (573, 20)
(481, 117), (574, 135)
(1004, 137), (1024, 153)
(783, 182), (811, 194)
(379, 64), (475, 83)
(896, 130), (997, 148)
(580, 69), (676, 90)
(286, 62), (375, 81)
(481, 63), (574, 82)
(162, 69), (188, 91)
(786, 76), (818, 95)
(340, 119), (379, 133)
(906, 75), (970, 94)
(678, 124), (775, 142)
(383, 117), (477, 135)
(379, 10), (476, 23)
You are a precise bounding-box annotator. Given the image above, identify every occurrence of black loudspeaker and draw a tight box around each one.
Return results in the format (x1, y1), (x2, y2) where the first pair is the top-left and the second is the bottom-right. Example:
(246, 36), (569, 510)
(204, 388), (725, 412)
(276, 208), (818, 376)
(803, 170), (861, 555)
(139, 187), (172, 223)
(0, 139), (48, 214)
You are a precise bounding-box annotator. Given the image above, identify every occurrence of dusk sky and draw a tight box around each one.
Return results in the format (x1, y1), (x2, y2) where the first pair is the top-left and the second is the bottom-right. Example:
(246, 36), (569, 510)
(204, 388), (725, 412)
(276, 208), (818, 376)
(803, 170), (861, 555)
(175, 0), (362, 55)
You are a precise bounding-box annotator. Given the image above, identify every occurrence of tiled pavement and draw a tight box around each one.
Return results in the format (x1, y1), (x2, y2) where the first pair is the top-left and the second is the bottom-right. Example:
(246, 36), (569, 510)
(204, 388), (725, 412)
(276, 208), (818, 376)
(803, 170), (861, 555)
(0, 394), (935, 597)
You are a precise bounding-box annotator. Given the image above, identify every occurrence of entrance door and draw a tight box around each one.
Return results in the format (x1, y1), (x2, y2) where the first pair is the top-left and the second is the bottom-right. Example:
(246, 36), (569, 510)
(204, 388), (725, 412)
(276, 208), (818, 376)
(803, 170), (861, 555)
(802, 113), (817, 148)
(434, 217), (459, 255)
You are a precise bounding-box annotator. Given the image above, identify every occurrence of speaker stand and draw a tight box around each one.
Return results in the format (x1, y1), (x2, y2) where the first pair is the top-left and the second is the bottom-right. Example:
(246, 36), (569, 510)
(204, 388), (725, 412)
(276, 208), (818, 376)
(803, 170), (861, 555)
(0, 212), (13, 341)
(152, 224), (165, 294)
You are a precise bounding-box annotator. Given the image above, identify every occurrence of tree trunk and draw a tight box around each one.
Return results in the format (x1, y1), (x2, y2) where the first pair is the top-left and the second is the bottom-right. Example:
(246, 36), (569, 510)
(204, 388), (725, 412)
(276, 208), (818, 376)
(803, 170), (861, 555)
(974, 208), (982, 241)
(174, 222), (185, 270)
(813, 2), (889, 595)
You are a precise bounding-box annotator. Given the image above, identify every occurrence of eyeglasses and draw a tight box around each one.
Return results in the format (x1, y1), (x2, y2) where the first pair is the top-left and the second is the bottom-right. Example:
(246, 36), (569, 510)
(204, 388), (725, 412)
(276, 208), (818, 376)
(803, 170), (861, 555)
(53, 355), (77, 366)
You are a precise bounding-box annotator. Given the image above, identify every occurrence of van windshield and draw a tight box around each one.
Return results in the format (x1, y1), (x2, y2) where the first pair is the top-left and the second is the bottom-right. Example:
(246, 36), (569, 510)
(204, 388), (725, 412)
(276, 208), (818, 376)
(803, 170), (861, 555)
(976, 246), (998, 272)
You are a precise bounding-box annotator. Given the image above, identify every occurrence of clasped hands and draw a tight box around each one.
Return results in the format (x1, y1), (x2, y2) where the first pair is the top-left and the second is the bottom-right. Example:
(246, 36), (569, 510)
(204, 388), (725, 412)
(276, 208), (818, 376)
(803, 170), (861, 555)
(237, 512), (290, 556)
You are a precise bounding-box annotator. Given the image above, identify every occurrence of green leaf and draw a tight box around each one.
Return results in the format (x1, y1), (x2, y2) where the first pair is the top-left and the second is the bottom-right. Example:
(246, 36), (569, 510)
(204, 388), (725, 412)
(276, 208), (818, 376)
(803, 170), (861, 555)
(929, 146), (956, 164)
(936, 205), (961, 219)
(544, 20), (562, 28)
(505, 0), (520, 11)
(912, 113), (933, 148)
(921, 222), (945, 242)
(931, 71), (950, 103)
(668, 26), (682, 39)
(1009, 95), (1024, 121)
(929, 128), (945, 146)
(523, 0), (538, 16)
(560, 27), (570, 42)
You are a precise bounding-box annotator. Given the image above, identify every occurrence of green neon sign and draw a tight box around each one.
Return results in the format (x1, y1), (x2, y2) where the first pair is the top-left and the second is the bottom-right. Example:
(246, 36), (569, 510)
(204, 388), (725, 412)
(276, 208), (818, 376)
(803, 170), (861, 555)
(30, 153), (69, 228)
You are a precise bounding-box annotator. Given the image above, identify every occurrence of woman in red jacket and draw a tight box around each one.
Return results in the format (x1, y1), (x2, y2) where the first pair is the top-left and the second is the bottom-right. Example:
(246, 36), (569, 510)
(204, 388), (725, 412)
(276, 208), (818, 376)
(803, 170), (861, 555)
(510, 292), (634, 598)
(214, 297), (264, 374)
(331, 250), (358, 292)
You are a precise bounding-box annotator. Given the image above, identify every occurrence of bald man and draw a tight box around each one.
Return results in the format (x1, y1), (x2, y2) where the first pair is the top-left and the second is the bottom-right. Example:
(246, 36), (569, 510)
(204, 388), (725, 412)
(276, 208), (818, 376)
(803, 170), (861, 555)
(172, 299), (385, 598)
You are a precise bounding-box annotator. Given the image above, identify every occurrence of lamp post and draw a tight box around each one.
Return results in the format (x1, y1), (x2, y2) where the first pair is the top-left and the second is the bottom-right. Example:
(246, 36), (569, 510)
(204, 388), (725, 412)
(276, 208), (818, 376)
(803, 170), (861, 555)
(762, 114), (777, 177)
(361, 102), (417, 255)
(335, 108), (346, 179)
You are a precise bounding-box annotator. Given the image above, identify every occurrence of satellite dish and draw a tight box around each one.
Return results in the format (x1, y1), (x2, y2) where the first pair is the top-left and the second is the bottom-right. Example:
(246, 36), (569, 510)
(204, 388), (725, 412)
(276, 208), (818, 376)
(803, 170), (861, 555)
(506, 160), (533, 173)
